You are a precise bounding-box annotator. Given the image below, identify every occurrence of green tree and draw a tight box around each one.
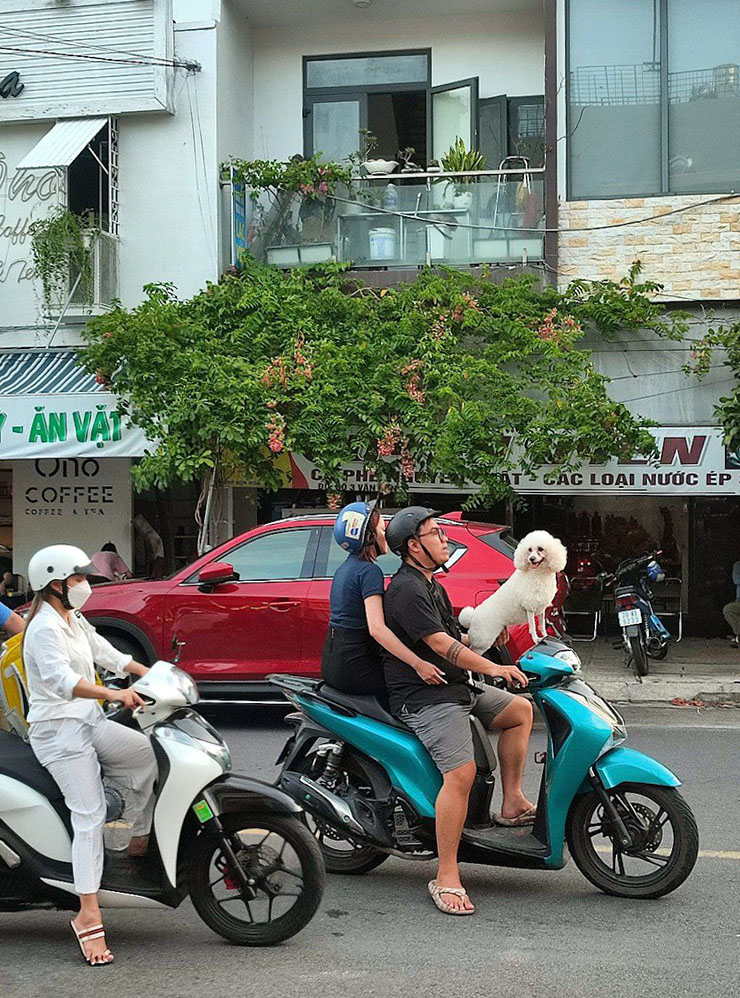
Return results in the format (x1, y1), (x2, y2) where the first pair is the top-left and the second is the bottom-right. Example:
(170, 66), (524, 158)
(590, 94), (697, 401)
(81, 260), (686, 530)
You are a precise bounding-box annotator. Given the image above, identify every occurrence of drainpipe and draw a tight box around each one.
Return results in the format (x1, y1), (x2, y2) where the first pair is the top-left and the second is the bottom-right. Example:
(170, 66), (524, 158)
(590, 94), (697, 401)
(543, 0), (559, 286)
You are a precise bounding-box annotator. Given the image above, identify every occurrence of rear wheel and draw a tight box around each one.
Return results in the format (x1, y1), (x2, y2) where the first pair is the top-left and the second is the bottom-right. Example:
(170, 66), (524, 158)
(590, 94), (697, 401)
(627, 631), (649, 676)
(189, 813), (325, 945)
(291, 753), (390, 875)
(567, 783), (698, 899)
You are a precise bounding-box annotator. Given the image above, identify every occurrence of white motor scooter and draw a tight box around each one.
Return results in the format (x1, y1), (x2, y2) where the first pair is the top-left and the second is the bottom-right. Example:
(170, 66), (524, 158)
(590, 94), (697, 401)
(0, 661), (324, 945)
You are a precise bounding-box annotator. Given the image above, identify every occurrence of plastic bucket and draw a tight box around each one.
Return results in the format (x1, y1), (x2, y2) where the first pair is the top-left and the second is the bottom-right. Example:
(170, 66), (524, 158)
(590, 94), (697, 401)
(369, 227), (396, 260)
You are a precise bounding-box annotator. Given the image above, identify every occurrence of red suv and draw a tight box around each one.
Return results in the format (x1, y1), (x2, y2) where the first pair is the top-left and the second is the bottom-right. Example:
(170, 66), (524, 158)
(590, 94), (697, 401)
(83, 512), (519, 701)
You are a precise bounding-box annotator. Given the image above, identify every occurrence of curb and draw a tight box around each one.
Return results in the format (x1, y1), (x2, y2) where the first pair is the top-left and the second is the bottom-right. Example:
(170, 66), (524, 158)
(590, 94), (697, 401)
(589, 676), (740, 705)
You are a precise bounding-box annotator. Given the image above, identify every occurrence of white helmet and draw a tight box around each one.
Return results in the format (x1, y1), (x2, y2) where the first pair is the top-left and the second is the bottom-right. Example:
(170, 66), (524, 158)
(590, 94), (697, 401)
(27, 544), (97, 592)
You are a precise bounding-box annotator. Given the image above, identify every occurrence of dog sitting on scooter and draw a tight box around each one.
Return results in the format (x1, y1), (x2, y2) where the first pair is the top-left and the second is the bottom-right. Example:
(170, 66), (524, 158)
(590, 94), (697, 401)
(459, 530), (568, 653)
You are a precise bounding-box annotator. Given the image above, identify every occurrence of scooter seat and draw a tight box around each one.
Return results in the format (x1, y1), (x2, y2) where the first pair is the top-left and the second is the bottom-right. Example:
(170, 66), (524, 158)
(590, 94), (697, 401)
(317, 684), (411, 732)
(0, 728), (72, 833)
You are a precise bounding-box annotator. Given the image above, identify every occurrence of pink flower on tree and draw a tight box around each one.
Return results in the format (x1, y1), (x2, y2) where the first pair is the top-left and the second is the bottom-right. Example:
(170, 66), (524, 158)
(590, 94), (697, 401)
(377, 422), (401, 457)
(266, 413), (286, 453)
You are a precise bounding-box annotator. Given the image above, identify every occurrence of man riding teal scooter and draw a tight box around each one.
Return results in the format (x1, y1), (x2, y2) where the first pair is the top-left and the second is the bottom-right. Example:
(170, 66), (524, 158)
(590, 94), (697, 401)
(270, 508), (699, 915)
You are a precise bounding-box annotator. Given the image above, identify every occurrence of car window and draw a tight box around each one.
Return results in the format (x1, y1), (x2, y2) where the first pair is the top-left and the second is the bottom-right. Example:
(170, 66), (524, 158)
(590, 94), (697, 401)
(325, 540), (402, 579)
(189, 528), (316, 583)
(478, 529), (518, 558)
(322, 528), (463, 579)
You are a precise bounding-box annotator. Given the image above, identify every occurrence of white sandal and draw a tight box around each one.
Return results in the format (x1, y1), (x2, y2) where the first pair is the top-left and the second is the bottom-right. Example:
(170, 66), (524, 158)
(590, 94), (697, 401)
(70, 920), (114, 966)
(428, 879), (475, 915)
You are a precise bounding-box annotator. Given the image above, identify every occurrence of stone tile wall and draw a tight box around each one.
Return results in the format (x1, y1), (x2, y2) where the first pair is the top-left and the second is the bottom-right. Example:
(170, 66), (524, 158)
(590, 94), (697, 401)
(558, 195), (740, 300)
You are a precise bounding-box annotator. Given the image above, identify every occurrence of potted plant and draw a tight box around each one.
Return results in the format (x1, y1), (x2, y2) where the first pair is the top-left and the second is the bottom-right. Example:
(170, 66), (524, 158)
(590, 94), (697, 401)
(440, 138), (486, 211)
(398, 147), (421, 173)
(29, 207), (97, 316)
(354, 128), (397, 175)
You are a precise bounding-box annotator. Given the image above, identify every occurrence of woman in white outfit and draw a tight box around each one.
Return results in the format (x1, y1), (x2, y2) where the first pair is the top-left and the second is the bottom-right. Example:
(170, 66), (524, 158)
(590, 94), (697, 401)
(24, 544), (158, 967)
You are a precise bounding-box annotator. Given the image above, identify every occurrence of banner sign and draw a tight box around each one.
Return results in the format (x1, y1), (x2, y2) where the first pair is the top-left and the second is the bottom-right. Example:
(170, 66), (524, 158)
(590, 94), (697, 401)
(0, 394), (148, 459)
(232, 180), (247, 267)
(282, 427), (739, 496)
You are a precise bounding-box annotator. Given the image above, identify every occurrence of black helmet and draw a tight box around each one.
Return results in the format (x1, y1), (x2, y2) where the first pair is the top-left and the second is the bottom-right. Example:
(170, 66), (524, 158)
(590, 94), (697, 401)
(386, 506), (440, 555)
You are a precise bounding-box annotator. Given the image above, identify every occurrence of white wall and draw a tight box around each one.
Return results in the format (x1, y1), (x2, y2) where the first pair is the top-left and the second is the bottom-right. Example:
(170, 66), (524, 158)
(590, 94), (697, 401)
(216, 0), (254, 269)
(11, 457), (133, 579)
(251, 10), (544, 160)
(0, 123), (62, 337)
(118, 24), (221, 304)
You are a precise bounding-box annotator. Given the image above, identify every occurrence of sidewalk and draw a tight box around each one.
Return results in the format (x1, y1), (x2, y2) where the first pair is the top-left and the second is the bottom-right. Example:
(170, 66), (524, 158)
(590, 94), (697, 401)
(573, 637), (740, 705)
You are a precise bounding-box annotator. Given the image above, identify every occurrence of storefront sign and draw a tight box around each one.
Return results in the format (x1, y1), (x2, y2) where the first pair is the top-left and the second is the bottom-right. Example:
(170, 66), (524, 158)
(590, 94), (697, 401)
(11, 458), (133, 578)
(0, 72), (24, 99)
(0, 395), (148, 459)
(281, 426), (739, 496)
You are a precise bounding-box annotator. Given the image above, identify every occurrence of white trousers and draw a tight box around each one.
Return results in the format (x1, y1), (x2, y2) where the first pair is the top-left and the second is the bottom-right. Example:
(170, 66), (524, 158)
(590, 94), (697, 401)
(29, 714), (158, 895)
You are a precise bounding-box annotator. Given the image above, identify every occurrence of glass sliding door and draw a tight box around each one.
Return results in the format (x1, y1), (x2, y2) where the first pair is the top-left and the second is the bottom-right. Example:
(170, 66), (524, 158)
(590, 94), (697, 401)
(304, 94), (366, 163)
(479, 95), (507, 169)
(667, 0), (740, 193)
(431, 78), (479, 161)
(567, 0), (661, 198)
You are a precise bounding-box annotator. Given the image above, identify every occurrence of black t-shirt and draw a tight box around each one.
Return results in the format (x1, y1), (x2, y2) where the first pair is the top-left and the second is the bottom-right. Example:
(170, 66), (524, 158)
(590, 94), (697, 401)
(382, 562), (473, 714)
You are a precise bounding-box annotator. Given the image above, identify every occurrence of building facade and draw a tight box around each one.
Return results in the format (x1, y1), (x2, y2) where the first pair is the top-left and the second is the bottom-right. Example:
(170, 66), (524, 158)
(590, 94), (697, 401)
(1, 0), (739, 635)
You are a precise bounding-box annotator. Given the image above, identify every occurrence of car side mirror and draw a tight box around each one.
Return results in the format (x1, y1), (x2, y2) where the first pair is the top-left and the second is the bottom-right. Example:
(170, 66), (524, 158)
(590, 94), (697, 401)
(198, 561), (239, 592)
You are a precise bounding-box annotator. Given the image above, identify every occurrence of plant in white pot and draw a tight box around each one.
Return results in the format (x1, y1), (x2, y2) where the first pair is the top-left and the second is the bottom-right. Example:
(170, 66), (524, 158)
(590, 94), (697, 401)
(440, 138), (486, 211)
(355, 128), (397, 175)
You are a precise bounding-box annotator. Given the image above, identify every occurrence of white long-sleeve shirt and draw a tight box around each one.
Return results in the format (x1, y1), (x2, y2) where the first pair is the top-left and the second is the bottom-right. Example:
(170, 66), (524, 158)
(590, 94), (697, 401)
(24, 601), (132, 724)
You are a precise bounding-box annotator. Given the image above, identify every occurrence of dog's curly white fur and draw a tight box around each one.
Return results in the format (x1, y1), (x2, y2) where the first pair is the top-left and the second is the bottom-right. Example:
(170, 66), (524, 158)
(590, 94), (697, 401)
(458, 530), (567, 652)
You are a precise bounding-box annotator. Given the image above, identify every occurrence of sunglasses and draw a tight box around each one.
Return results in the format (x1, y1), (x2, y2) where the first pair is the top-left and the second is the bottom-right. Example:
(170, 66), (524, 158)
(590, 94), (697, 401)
(417, 527), (447, 541)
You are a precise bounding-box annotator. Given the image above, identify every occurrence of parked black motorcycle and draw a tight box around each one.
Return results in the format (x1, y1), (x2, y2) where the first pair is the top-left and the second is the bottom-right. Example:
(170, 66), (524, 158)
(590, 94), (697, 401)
(600, 552), (670, 677)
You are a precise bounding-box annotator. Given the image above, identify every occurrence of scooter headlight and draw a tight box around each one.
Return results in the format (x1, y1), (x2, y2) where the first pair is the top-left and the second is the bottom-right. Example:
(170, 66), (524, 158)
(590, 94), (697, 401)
(170, 665), (200, 705)
(554, 648), (582, 673)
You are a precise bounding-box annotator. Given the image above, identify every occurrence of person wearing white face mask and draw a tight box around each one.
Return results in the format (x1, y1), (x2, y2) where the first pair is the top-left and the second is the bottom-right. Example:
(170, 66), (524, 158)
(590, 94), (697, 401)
(23, 544), (158, 967)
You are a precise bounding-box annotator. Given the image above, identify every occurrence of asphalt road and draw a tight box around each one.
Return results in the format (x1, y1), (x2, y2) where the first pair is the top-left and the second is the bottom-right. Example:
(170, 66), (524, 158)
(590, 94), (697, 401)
(2, 706), (739, 998)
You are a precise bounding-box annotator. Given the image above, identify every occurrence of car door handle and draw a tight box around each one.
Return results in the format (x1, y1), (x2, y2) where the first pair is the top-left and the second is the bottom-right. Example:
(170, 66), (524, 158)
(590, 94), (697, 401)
(267, 601), (300, 612)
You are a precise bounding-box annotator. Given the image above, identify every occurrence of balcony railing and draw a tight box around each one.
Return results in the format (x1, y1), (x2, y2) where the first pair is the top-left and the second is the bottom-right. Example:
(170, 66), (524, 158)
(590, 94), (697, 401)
(68, 231), (119, 312)
(255, 168), (545, 270)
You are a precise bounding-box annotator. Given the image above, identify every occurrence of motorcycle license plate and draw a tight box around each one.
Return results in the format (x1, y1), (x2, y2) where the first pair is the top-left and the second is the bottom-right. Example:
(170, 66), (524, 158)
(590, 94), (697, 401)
(618, 608), (642, 627)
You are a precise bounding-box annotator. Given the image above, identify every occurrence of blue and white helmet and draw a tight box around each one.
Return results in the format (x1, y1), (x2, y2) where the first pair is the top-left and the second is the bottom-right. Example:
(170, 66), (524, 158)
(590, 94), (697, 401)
(333, 500), (377, 554)
(646, 559), (665, 582)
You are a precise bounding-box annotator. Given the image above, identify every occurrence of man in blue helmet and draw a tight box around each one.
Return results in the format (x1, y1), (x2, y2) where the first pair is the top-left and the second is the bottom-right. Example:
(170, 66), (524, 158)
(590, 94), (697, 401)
(382, 506), (535, 916)
(322, 501), (447, 695)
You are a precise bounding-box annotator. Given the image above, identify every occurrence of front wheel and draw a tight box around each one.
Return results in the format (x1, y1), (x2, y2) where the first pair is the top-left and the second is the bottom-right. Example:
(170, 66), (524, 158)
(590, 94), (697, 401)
(189, 813), (325, 945)
(626, 630), (649, 676)
(567, 783), (699, 899)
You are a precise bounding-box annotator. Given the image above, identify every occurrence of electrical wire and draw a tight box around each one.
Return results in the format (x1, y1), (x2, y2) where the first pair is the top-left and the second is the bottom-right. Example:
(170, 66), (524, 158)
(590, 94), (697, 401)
(0, 24), (183, 66)
(323, 189), (740, 235)
(0, 41), (199, 72)
(616, 376), (735, 405)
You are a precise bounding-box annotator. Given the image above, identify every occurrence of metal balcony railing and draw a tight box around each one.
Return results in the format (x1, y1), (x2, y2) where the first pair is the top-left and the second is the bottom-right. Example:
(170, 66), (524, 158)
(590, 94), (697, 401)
(68, 231), (119, 311)
(255, 168), (545, 270)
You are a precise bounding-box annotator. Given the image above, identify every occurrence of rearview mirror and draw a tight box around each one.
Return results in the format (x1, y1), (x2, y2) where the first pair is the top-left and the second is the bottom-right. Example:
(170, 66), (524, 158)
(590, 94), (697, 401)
(198, 561), (239, 592)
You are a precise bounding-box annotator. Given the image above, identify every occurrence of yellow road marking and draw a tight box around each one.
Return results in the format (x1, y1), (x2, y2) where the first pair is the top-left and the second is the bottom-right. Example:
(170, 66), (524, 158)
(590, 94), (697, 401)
(594, 845), (740, 860)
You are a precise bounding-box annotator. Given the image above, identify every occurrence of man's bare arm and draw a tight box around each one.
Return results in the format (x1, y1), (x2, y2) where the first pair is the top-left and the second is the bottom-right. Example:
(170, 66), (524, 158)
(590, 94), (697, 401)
(423, 632), (528, 687)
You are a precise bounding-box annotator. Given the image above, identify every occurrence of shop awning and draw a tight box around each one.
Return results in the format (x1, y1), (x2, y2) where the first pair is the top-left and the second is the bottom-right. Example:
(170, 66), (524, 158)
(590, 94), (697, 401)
(0, 350), (100, 395)
(16, 117), (108, 171)
(0, 350), (148, 460)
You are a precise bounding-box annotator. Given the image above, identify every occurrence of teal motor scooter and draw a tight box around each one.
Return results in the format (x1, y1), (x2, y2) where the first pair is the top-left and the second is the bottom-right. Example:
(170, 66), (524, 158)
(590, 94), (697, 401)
(270, 637), (698, 899)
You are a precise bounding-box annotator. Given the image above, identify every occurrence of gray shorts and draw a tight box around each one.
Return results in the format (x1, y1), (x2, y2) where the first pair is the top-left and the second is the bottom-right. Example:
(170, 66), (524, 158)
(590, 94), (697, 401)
(399, 685), (515, 774)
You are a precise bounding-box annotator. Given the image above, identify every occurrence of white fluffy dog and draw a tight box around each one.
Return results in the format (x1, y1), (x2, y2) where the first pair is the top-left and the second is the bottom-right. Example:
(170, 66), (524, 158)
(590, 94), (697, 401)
(458, 530), (568, 653)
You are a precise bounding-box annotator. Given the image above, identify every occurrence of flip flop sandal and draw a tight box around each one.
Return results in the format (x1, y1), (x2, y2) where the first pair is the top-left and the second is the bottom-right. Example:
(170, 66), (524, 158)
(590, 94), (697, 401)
(494, 805), (537, 827)
(428, 879), (475, 916)
(70, 921), (114, 966)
